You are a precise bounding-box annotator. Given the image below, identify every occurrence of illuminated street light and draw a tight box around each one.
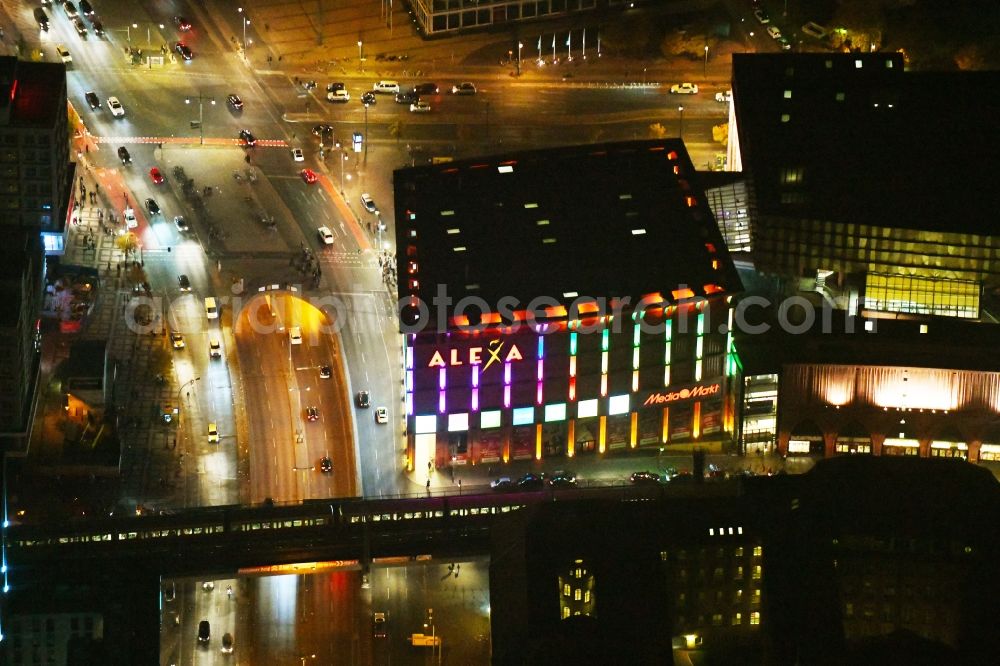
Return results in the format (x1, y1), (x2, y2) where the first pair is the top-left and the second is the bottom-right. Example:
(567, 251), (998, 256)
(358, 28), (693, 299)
(238, 7), (250, 57)
(704, 44), (709, 78)
(517, 41), (523, 76)
(358, 40), (364, 72)
(678, 105), (684, 140)
(185, 94), (217, 145)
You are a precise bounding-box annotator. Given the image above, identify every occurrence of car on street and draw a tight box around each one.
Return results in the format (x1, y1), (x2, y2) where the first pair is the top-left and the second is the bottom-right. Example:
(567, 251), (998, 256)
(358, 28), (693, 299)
(373, 612), (387, 638)
(305, 406), (319, 422)
(319, 365), (332, 379)
(630, 471), (663, 485)
(766, 25), (782, 40)
(221, 632), (234, 654)
(202, 581), (215, 592)
(490, 477), (514, 491)
(79, 0), (94, 17)
(56, 45), (72, 64)
(801, 22), (827, 39)
(395, 91), (417, 104)
(209, 338), (222, 358)
(517, 473), (545, 490)
(107, 96), (124, 117)
(289, 326), (302, 344)
(777, 36), (791, 51)
(373, 80), (400, 94)
(177, 275), (191, 292)
(451, 82), (477, 95)
(300, 168), (318, 184)
(207, 423), (219, 444)
(753, 8), (770, 24)
(360, 193), (378, 213)
(72, 18), (87, 37)
(410, 101), (431, 113)
(327, 89), (350, 102)
(291, 148), (304, 162)
(361, 91), (376, 106)
(117, 146), (131, 164)
(312, 124), (334, 137)
(715, 90), (732, 103)
(174, 16), (192, 31)
(149, 167), (164, 184)
(198, 620), (211, 644)
(546, 471), (577, 488)
(320, 457), (333, 473)
(356, 391), (370, 408)
(175, 42), (193, 60)
(238, 129), (256, 146)
(63, 2), (80, 19)
(374, 407), (388, 424)
(170, 332), (185, 349)
(85, 91), (100, 109)
(227, 94), (243, 110)
(124, 207), (137, 228)
(413, 82), (439, 95)
(670, 82), (699, 94)
(327, 82), (345, 92)
(317, 226), (334, 244)
(174, 215), (189, 232)
(91, 20), (105, 37)
(145, 198), (160, 215)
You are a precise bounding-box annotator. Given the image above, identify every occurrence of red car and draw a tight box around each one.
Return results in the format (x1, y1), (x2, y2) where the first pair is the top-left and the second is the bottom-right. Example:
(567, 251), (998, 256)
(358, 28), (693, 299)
(149, 167), (164, 184)
(300, 169), (318, 184)
(174, 16), (192, 31)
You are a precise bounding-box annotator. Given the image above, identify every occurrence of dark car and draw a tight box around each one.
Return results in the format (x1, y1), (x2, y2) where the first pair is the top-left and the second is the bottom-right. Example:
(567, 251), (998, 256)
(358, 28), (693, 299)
(117, 146), (131, 164)
(327, 82), (345, 92)
(630, 471), (663, 485)
(175, 42), (193, 60)
(319, 365), (332, 379)
(85, 91), (100, 110)
(516, 473), (544, 491)
(546, 471), (577, 488)
(311, 124), (333, 137)
(227, 94), (243, 110)
(91, 20), (105, 37)
(221, 632), (234, 654)
(490, 477), (514, 492)
(413, 82), (439, 95)
(177, 275), (191, 292)
(356, 391), (371, 408)
(320, 457), (333, 473)
(305, 406), (319, 422)
(394, 91), (417, 104)
(373, 612), (387, 638)
(238, 129), (256, 146)
(361, 91), (376, 106)
(174, 16), (192, 31)
(73, 17), (87, 37)
(145, 198), (160, 215)
(198, 620), (210, 644)
(79, 0), (94, 16)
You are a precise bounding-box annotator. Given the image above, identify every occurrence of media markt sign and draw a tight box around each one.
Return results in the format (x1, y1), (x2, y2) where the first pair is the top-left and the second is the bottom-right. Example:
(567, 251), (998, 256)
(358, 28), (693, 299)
(643, 383), (721, 407)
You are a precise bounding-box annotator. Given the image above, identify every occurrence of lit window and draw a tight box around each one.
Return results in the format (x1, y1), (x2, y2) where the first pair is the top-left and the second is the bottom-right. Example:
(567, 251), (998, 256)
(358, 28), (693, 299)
(753, 546), (762, 557)
(447, 413), (469, 432)
(414, 415), (437, 434)
(919, 324), (928, 334)
(735, 566), (743, 579)
(480, 410), (502, 429)
(734, 547), (743, 557)
(753, 565), (762, 580)
(445, 229), (460, 235)
(536, 219), (550, 226)
(524, 202), (538, 209)
(575, 568), (582, 578)
(512, 407), (534, 426)
(783, 90), (792, 99)
(835, 92), (845, 102)
(735, 589), (743, 601)
(574, 588), (582, 601)
(855, 59), (863, 68)
(750, 611), (760, 625)
(712, 613), (723, 626)
(440, 210), (455, 216)
(781, 113), (790, 123)
(562, 606), (570, 618)
(608, 394), (630, 415)
(564, 584), (571, 596)
(577, 399), (599, 419)
(732, 613), (742, 626)
(584, 591), (590, 603)
(497, 165), (513, 174)
(544, 403), (567, 422)
(886, 59), (894, 68)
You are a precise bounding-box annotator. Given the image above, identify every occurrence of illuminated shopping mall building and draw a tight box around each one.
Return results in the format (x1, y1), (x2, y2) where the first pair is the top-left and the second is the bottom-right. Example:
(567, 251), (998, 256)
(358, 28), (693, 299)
(393, 141), (743, 469)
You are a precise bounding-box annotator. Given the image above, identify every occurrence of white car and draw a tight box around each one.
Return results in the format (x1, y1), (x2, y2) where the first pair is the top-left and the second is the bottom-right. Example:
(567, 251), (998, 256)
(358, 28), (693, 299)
(715, 90), (732, 103)
(409, 101), (431, 113)
(327, 89), (350, 103)
(289, 326), (302, 345)
(766, 25), (782, 40)
(56, 45), (72, 64)
(670, 83), (699, 95)
(209, 338), (222, 358)
(291, 148), (304, 162)
(375, 407), (388, 424)
(124, 207), (137, 228)
(107, 96), (125, 117)
(451, 82), (477, 95)
(317, 226), (334, 245)
(360, 193), (378, 213)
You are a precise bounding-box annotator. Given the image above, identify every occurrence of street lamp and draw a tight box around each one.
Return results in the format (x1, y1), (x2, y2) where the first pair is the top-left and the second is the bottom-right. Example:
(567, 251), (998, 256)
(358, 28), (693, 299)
(704, 44), (709, 78)
(516, 41), (523, 76)
(362, 98), (371, 160)
(678, 105), (684, 140)
(185, 95), (216, 145)
(334, 141), (349, 195)
(358, 40), (364, 72)
(238, 8), (249, 56)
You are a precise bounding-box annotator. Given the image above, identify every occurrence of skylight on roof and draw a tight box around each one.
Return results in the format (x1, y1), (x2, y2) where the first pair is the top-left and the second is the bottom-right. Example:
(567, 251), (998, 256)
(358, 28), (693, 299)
(631, 229), (646, 235)
(446, 228), (460, 234)
(466, 284), (480, 291)
(536, 220), (550, 226)
(524, 203), (538, 209)
(542, 238), (557, 244)
(498, 165), (513, 174)
(563, 291), (579, 298)
(453, 246), (466, 252)
(619, 194), (632, 200)
(441, 210), (455, 216)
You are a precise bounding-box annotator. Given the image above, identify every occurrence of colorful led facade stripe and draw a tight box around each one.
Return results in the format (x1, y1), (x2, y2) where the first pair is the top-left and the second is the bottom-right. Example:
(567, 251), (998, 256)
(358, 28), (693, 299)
(600, 327), (609, 397)
(438, 367), (446, 413)
(695, 312), (705, 382)
(405, 335), (415, 416)
(536, 336), (545, 405)
(503, 361), (512, 408)
(663, 319), (673, 386)
(569, 330), (578, 401)
(632, 321), (641, 392)
(471, 365), (480, 411)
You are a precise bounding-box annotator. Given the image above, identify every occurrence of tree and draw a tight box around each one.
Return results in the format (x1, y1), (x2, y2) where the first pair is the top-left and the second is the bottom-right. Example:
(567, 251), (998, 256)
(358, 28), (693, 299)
(115, 232), (138, 256)
(387, 121), (401, 144)
(660, 31), (716, 60)
(712, 123), (729, 146)
(648, 123), (668, 139)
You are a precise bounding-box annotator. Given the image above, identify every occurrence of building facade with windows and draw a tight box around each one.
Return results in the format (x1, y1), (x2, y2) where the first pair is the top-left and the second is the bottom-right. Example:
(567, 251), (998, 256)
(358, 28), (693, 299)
(393, 141), (744, 471)
(729, 53), (1000, 321)
(0, 230), (43, 443)
(406, 0), (647, 37)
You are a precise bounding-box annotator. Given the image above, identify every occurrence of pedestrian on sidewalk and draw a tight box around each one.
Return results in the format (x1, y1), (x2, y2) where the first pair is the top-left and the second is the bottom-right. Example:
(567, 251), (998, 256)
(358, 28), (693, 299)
(426, 478), (431, 492)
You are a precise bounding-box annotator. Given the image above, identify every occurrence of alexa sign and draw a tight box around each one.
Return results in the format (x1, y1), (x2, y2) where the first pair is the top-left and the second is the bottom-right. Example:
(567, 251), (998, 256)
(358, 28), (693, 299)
(643, 383), (721, 406)
(427, 339), (524, 370)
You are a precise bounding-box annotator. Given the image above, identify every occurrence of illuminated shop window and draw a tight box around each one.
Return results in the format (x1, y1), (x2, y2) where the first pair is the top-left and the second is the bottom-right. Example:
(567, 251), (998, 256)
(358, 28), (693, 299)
(480, 410), (502, 429)
(608, 394), (629, 415)
(577, 399), (599, 419)
(448, 413), (469, 432)
(512, 407), (535, 426)
(414, 415), (437, 434)
(544, 403), (567, 422)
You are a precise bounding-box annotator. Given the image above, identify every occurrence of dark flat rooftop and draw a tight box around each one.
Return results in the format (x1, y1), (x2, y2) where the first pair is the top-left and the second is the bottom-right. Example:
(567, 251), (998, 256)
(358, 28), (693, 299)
(732, 53), (1000, 236)
(393, 141), (742, 329)
(0, 56), (66, 129)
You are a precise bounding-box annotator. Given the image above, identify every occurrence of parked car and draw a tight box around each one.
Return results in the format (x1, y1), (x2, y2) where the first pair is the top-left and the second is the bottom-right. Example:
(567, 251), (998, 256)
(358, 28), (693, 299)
(85, 91), (100, 109)
(117, 146), (131, 164)
(766, 25), (782, 40)
(170, 332), (185, 349)
(149, 167), (164, 184)
(360, 193), (377, 213)
(327, 82), (345, 92)
(801, 21), (827, 38)
(221, 632), (233, 653)
(395, 91), (417, 104)
(546, 471), (577, 488)
(490, 477), (514, 491)
(373, 612), (388, 638)
(715, 90), (732, 103)
(175, 42), (193, 60)
(319, 365), (332, 379)
(79, 0), (94, 17)
(373, 80), (400, 94)
(409, 101), (431, 113)
(91, 20), (105, 37)
(630, 471), (663, 485)
(209, 338), (222, 358)
(753, 8), (770, 24)
(227, 94), (243, 110)
(72, 18), (87, 37)
(516, 473), (544, 490)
